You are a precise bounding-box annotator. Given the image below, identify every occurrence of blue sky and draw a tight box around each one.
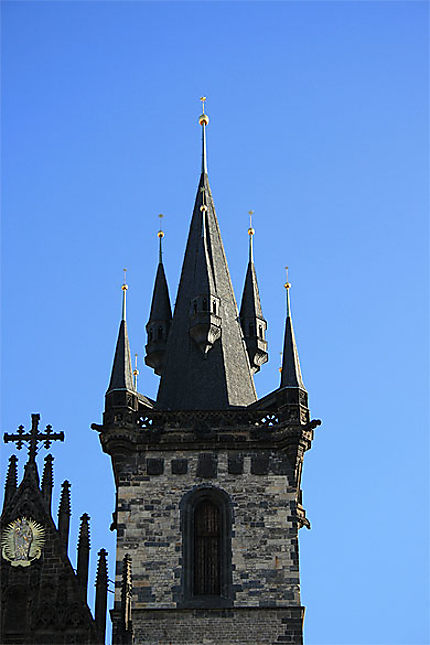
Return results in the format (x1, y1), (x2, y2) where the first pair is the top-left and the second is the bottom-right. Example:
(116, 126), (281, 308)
(1, 2), (429, 643)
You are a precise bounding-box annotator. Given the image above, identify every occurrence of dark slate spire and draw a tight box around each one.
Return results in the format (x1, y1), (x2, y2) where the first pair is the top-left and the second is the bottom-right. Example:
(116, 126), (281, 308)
(77, 513), (91, 603)
(41, 454), (54, 511)
(280, 278), (306, 391)
(2, 455), (18, 511)
(156, 100), (256, 410)
(107, 271), (134, 394)
(239, 214), (268, 373)
(95, 548), (108, 645)
(145, 217), (172, 376)
(58, 480), (71, 552)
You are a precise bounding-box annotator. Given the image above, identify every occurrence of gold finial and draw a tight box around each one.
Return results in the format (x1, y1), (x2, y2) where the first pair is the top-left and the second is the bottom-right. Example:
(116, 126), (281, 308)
(200, 205), (208, 212)
(157, 213), (164, 239)
(284, 266), (291, 290)
(122, 268), (128, 291)
(248, 210), (255, 237)
(199, 96), (209, 126)
(279, 351), (283, 374)
(133, 353), (139, 390)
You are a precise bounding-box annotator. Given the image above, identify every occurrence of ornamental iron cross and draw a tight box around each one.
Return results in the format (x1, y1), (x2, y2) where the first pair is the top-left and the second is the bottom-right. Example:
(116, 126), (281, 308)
(4, 413), (64, 463)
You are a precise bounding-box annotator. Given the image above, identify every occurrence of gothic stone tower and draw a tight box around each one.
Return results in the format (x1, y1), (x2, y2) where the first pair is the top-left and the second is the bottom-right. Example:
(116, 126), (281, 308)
(93, 102), (321, 645)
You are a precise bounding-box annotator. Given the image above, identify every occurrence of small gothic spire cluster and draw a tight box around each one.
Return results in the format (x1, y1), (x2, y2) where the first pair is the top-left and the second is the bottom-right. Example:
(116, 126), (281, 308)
(1, 417), (109, 643)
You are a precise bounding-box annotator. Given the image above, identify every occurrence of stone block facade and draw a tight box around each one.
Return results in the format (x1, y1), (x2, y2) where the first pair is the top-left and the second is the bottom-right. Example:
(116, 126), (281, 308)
(112, 447), (304, 644)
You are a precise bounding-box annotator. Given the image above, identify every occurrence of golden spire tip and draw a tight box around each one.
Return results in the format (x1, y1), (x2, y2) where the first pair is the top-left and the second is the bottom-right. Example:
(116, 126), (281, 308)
(248, 210), (255, 236)
(157, 213), (165, 238)
(284, 266), (291, 290)
(122, 268), (128, 291)
(199, 96), (209, 126)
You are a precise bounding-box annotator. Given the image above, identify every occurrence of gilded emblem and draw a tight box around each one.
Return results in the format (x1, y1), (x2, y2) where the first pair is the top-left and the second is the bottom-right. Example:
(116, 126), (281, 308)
(1, 517), (45, 567)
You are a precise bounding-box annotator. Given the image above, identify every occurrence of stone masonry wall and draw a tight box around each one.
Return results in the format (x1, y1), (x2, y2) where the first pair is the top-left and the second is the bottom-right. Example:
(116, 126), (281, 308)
(114, 449), (301, 613)
(132, 607), (304, 645)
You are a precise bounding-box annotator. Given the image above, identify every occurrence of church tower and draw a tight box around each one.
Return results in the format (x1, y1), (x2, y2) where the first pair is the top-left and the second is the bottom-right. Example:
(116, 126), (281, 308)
(93, 100), (321, 645)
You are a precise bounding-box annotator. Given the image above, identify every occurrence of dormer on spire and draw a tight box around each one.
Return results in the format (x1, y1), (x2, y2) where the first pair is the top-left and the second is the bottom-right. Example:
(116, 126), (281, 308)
(239, 212), (268, 373)
(145, 216), (172, 376)
(105, 271), (137, 413)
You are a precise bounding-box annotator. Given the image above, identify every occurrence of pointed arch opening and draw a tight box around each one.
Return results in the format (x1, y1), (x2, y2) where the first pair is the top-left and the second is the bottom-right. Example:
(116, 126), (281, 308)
(179, 486), (233, 608)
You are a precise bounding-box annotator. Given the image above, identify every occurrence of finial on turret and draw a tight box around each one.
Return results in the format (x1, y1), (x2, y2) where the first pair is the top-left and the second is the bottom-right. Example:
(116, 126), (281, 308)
(133, 353), (139, 390)
(279, 351), (283, 374)
(199, 96), (209, 126)
(121, 268), (128, 321)
(284, 266), (291, 290)
(157, 214), (165, 262)
(284, 266), (291, 317)
(199, 97), (209, 173)
(248, 210), (255, 261)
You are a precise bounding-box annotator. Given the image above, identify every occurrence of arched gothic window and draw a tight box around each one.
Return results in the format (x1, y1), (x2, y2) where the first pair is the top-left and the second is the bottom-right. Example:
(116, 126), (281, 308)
(194, 500), (220, 595)
(180, 487), (232, 608)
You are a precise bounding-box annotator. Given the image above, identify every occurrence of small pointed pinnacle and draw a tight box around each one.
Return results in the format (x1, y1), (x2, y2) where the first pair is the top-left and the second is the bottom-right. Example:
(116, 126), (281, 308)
(107, 272), (134, 394)
(77, 513), (91, 602)
(121, 554), (133, 632)
(58, 480), (71, 552)
(280, 270), (306, 390)
(3, 455), (18, 510)
(58, 479), (71, 515)
(41, 454), (54, 509)
(78, 512), (90, 548)
(96, 547), (108, 583)
(95, 548), (109, 644)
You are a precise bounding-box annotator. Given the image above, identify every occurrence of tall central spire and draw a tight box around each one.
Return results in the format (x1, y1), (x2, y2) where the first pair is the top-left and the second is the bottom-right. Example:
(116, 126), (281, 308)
(156, 100), (256, 409)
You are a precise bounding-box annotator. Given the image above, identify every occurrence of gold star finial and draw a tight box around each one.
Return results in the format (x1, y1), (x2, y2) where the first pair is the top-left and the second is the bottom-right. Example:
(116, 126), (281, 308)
(157, 213), (164, 239)
(248, 210), (255, 237)
(199, 97), (209, 126)
(122, 268), (128, 291)
(284, 266), (291, 290)
(133, 353), (139, 390)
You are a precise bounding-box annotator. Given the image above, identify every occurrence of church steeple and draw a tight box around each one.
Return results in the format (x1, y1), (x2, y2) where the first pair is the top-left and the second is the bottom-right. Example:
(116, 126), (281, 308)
(280, 271), (306, 391)
(105, 271), (138, 413)
(239, 212), (268, 373)
(156, 100), (256, 409)
(145, 216), (172, 376)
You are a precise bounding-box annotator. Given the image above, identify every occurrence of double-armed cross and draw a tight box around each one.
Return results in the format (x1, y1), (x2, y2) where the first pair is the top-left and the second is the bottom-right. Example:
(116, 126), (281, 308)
(4, 413), (64, 463)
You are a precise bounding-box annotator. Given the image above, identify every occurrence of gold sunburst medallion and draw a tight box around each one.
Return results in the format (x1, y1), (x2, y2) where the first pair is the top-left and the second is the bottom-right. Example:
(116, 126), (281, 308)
(1, 517), (45, 567)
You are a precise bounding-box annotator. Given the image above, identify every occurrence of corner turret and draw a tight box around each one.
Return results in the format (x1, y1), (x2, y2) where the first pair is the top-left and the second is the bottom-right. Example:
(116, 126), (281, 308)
(145, 216), (172, 375)
(239, 212), (268, 373)
(105, 270), (138, 413)
(278, 272), (309, 424)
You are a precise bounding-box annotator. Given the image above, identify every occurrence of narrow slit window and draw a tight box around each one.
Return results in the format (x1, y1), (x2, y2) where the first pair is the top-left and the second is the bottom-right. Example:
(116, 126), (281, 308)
(193, 500), (221, 595)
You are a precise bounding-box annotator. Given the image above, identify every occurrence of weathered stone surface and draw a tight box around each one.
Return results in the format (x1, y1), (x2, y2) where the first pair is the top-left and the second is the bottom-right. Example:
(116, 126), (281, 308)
(132, 607), (304, 644)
